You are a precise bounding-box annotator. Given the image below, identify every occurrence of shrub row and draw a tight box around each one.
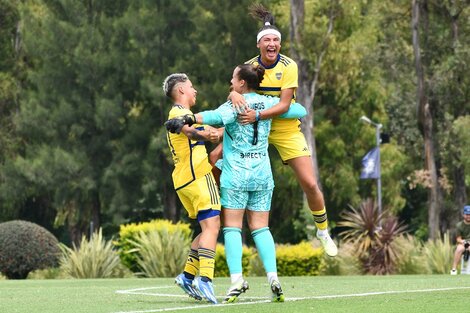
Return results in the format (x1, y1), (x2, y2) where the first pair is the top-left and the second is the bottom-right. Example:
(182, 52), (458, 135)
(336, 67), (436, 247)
(114, 219), (192, 272)
(0, 219), (326, 279)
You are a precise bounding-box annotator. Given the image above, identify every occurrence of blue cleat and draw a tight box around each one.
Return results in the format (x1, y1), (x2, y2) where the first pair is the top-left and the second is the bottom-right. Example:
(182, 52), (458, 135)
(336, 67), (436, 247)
(193, 277), (218, 304)
(175, 273), (202, 301)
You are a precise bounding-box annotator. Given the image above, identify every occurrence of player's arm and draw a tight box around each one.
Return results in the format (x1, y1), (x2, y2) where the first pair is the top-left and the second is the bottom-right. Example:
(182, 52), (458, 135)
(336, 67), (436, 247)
(165, 103), (233, 138)
(181, 124), (221, 144)
(209, 142), (223, 167)
(238, 88), (295, 125)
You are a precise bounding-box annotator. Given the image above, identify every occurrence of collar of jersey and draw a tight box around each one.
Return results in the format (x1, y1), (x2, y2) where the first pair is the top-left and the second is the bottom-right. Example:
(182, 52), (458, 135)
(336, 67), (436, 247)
(257, 54), (280, 69)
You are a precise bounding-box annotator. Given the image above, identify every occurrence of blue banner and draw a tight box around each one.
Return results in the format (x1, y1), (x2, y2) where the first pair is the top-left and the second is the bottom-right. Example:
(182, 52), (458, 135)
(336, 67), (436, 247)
(360, 147), (380, 179)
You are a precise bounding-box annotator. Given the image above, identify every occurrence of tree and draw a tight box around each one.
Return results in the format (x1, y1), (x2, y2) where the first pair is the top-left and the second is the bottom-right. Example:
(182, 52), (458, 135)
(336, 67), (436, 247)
(411, 0), (470, 238)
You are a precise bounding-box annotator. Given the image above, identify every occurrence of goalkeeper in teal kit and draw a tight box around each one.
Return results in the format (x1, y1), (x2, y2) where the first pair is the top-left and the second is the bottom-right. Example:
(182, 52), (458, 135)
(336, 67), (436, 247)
(165, 63), (306, 303)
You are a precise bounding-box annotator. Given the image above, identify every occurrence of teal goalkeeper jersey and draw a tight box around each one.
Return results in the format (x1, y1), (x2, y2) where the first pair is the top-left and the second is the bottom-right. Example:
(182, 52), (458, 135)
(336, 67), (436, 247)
(199, 92), (306, 191)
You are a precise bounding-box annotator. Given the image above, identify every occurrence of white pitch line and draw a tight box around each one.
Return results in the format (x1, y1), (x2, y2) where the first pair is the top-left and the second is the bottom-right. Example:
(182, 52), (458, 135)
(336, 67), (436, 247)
(116, 285), (267, 300)
(112, 285), (470, 313)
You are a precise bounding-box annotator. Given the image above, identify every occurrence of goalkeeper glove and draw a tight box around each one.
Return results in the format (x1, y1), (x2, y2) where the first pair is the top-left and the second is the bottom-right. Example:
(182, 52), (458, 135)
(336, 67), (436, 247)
(164, 114), (196, 134)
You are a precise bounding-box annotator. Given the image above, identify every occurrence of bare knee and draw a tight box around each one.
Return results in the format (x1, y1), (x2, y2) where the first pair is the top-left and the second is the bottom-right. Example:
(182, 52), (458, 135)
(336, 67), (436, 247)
(300, 177), (321, 196)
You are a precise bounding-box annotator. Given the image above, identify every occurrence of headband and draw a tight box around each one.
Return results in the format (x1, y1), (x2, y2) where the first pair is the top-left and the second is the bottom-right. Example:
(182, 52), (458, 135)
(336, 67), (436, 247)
(256, 22), (281, 43)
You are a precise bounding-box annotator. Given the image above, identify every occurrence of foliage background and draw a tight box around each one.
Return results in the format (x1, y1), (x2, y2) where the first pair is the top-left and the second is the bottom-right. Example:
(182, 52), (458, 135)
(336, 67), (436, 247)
(0, 0), (468, 245)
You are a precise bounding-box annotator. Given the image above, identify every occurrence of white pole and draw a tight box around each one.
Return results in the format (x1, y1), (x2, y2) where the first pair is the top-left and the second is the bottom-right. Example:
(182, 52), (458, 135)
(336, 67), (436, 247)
(360, 116), (383, 230)
(376, 124), (383, 229)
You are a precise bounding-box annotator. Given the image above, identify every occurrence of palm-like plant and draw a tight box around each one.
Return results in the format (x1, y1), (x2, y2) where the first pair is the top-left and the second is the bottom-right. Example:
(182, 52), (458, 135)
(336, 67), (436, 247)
(338, 198), (407, 274)
(338, 199), (383, 256)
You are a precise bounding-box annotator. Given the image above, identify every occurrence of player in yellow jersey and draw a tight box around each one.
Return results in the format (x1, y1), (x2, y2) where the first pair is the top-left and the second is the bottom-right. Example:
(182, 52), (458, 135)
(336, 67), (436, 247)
(163, 73), (223, 304)
(225, 4), (338, 257)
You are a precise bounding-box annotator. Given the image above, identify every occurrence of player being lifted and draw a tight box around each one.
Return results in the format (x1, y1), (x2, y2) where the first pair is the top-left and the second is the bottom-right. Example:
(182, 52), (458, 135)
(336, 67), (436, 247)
(222, 3), (338, 257)
(163, 73), (223, 304)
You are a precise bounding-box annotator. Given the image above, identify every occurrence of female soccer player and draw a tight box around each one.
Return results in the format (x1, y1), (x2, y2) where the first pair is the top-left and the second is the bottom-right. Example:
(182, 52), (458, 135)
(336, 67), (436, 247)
(228, 4), (338, 257)
(163, 73), (222, 304)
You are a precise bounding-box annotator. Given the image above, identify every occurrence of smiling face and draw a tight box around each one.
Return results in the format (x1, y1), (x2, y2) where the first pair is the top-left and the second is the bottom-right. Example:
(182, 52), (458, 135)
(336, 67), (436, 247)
(176, 79), (197, 107)
(257, 34), (281, 66)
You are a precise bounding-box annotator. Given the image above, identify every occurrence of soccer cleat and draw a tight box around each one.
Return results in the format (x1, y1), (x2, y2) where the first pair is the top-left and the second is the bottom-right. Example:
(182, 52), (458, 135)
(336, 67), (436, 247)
(450, 269), (457, 275)
(316, 231), (338, 257)
(193, 277), (218, 304)
(270, 280), (285, 302)
(223, 278), (249, 303)
(175, 273), (202, 300)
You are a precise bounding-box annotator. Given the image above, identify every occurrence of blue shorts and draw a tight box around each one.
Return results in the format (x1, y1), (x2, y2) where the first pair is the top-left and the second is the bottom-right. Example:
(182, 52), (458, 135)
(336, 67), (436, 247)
(220, 187), (273, 211)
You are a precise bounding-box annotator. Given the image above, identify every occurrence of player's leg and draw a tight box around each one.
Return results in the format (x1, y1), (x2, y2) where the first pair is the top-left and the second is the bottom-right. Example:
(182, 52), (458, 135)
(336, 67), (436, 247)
(194, 213), (220, 304)
(247, 190), (284, 302)
(270, 130), (337, 256)
(175, 234), (202, 300)
(221, 187), (249, 303)
(174, 190), (203, 300)
(451, 243), (465, 274)
(185, 172), (221, 304)
(209, 143), (223, 186)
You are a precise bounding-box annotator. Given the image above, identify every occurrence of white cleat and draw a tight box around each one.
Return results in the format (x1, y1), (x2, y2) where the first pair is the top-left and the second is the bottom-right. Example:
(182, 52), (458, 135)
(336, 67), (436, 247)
(317, 231), (338, 257)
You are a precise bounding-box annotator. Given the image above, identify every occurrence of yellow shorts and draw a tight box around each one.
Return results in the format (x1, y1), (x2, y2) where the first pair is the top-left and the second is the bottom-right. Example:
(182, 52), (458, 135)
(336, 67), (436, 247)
(176, 172), (221, 219)
(269, 128), (311, 164)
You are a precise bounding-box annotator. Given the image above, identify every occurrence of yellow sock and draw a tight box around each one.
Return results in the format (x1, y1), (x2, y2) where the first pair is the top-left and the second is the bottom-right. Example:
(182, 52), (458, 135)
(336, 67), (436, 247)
(312, 207), (328, 230)
(198, 247), (216, 281)
(183, 249), (199, 278)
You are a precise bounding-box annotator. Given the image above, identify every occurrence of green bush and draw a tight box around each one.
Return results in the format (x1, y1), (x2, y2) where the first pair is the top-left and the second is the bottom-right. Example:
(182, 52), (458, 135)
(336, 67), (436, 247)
(423, 232), (454, 274)
(27, 267), (64, 279)
(276, 242), (324, 276)
(394, 235), (430, 274)
(320, 243), (362, 276)
(0, 220), (60, 279)
(60, 229), (132, 278)
(214, 244), (254, 277)
(115, 219), (192, 272)
(127, 229), (191, 277)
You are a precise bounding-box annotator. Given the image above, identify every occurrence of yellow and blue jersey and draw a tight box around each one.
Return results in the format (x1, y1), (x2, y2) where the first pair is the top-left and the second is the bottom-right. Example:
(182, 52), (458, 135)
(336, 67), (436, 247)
(166, 105), (212, 190)
(245, 53), (300, 132)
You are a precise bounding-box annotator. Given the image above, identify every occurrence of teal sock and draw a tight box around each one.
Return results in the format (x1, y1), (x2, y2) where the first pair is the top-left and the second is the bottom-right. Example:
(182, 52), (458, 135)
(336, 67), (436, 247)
(251, 227), (277, 273)
(223, 227), (243, 275)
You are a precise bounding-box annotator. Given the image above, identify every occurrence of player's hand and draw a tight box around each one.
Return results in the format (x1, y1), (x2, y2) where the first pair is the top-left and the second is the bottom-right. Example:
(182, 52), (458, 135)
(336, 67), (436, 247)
(165, 114), (196, 134)
(238, 108), (257, 125)
(229, 91), (248, 113)
(208, 128), (220, 143)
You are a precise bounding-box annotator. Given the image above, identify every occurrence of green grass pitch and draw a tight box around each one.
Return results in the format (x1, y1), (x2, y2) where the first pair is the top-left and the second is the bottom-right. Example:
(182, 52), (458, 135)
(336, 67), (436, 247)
(1, 275), (469, 313)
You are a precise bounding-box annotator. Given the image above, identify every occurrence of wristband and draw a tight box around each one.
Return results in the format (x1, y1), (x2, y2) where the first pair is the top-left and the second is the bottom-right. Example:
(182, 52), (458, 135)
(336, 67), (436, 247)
(255, 111), (260, 122)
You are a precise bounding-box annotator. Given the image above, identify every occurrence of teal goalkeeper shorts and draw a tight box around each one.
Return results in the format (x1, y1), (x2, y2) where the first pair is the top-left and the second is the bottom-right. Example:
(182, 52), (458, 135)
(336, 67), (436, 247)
(220, 187), (273, 211)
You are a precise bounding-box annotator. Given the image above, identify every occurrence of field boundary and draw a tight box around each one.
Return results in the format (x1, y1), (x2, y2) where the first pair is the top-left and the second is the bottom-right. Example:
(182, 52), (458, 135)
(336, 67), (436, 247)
(113, 285), (470, 313)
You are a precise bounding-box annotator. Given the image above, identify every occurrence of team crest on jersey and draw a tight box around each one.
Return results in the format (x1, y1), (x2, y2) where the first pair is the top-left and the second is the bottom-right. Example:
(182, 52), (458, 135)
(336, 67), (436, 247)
(276, 72), (282, 80)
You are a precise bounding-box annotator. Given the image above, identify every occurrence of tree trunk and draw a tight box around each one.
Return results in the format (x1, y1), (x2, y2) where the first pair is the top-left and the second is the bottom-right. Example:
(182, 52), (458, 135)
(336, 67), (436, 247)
(162, 151), (178, 222)
(90, 195), (100, 236)
(412, 0), (443, 240)
(164, 186), (178, 222)
(452, 165), (467, 219)
(289, 0), (335, 189)
(448, 0), (466, 230)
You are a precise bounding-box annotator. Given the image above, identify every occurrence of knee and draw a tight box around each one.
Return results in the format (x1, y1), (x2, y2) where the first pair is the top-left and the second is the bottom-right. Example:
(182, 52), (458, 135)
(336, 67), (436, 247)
(302, 178), (321, 195)
(206, 217), (221, 234)
(456, 245), (465, 255)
